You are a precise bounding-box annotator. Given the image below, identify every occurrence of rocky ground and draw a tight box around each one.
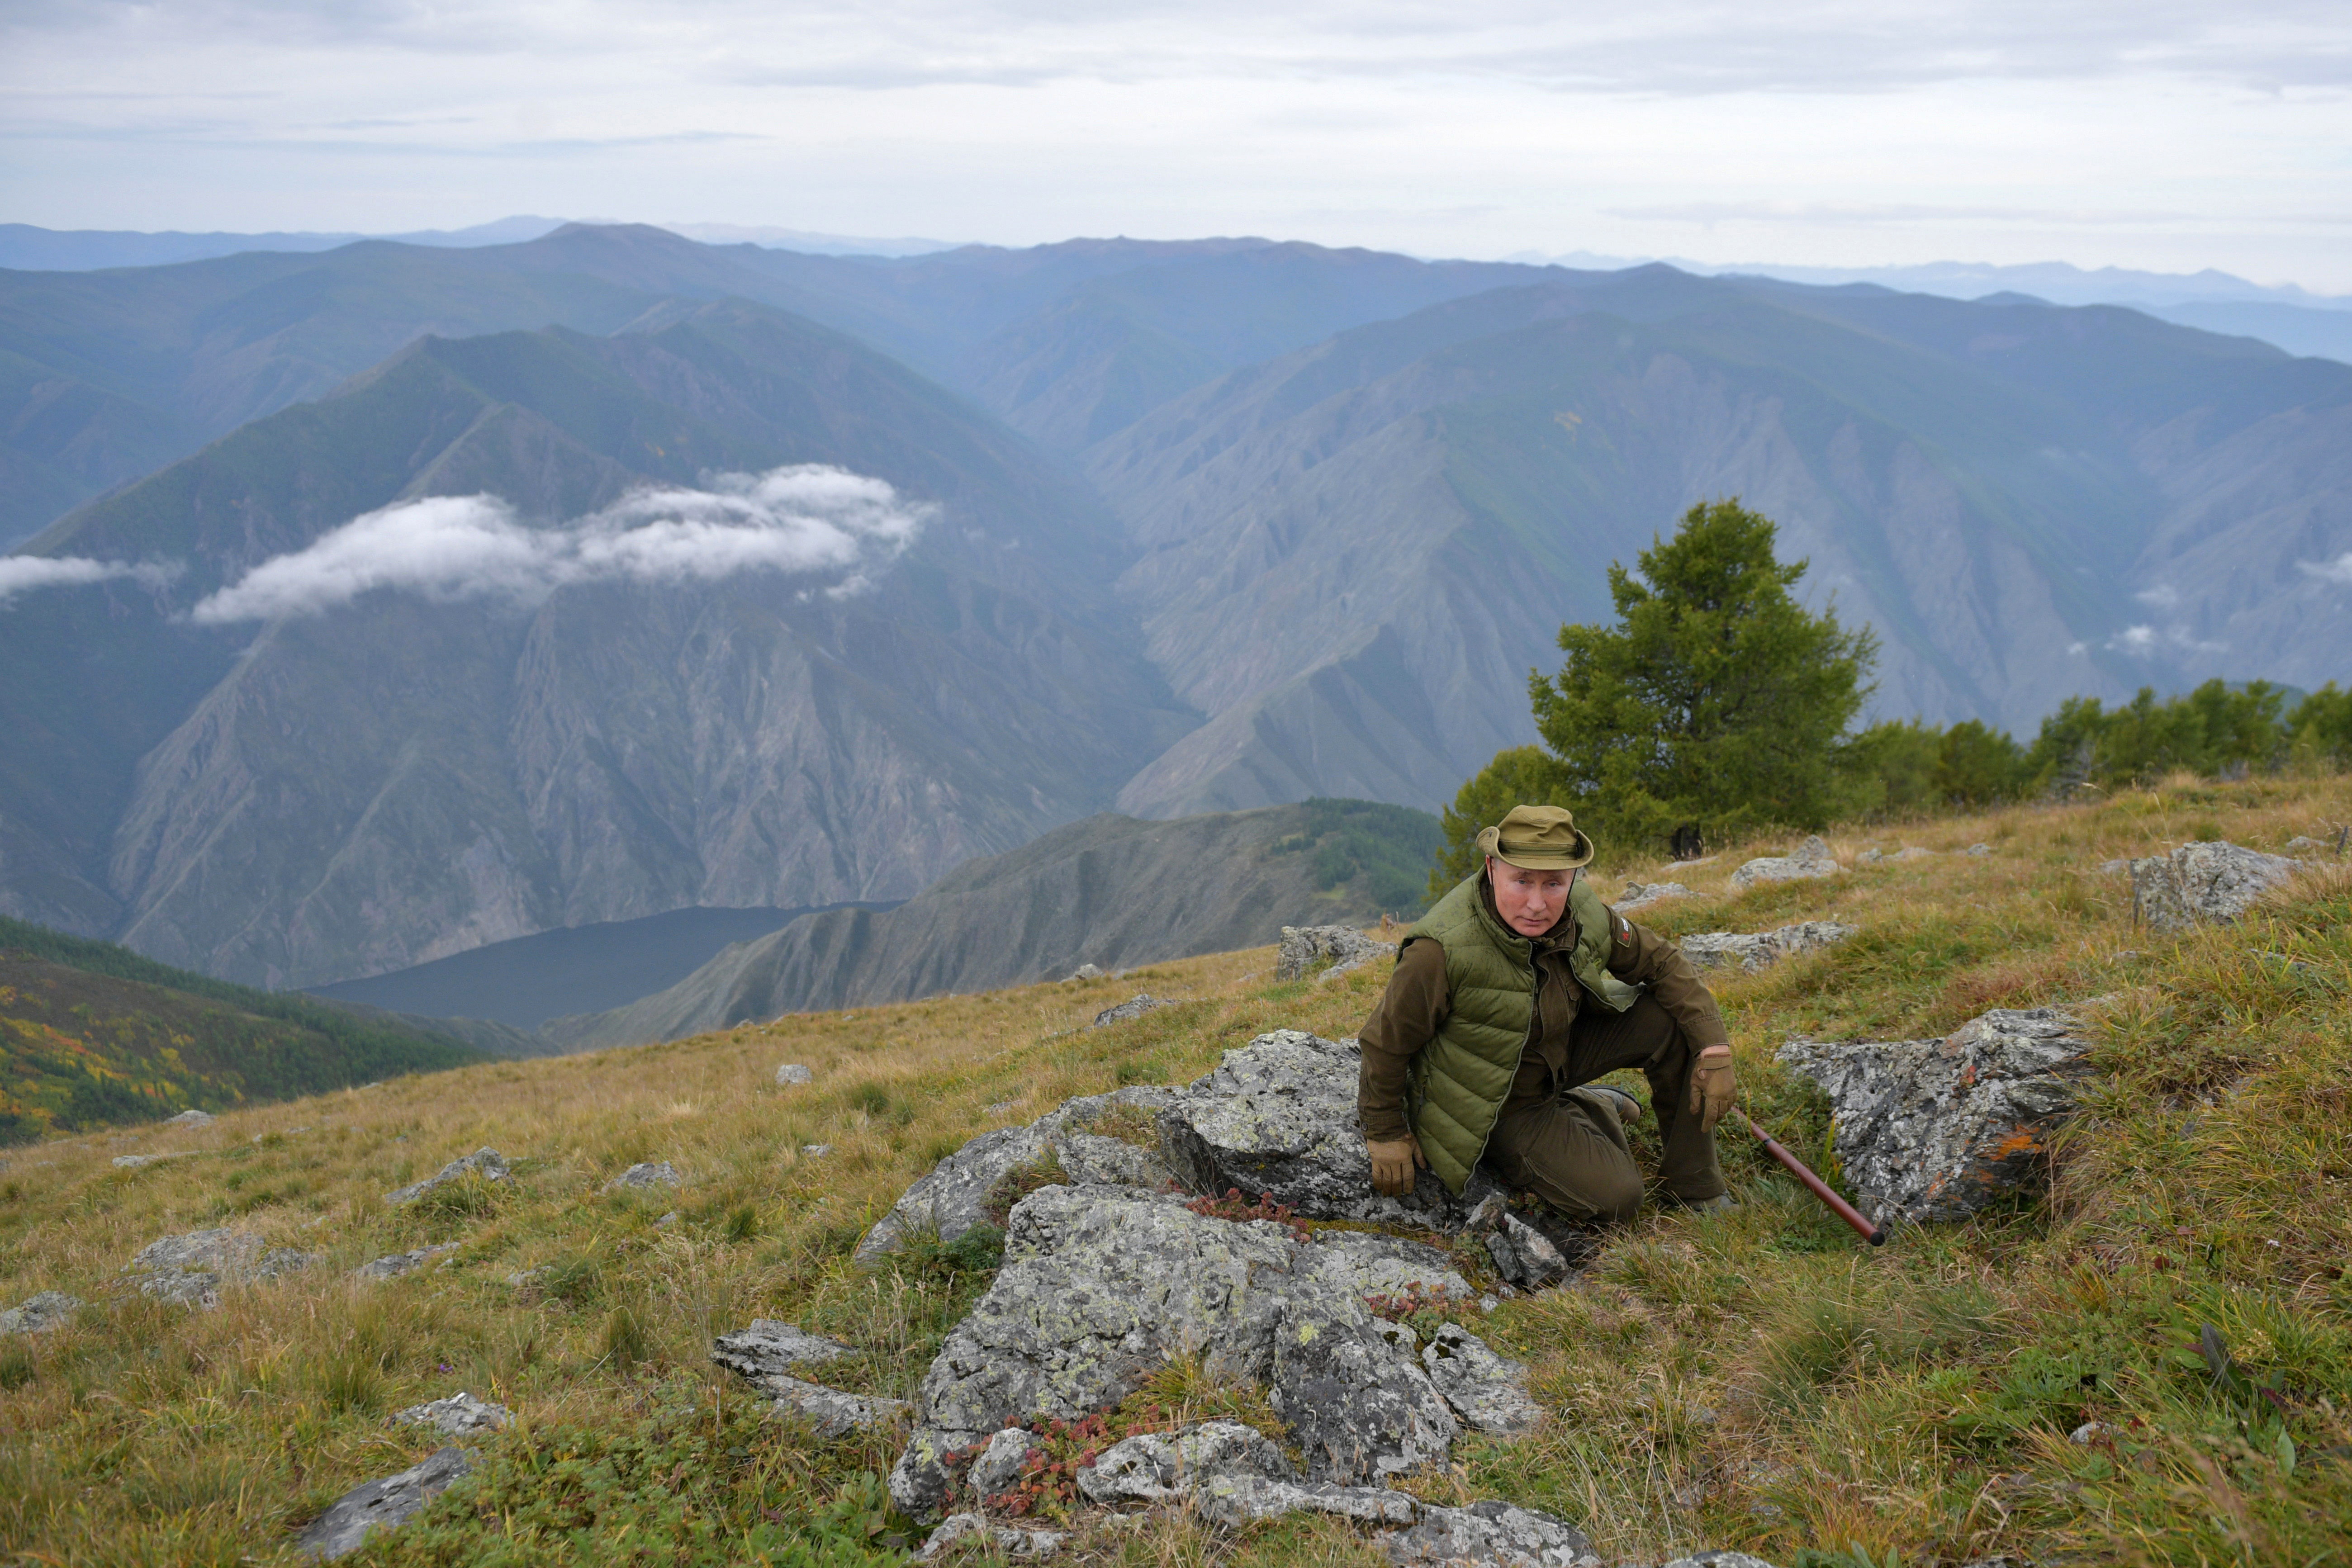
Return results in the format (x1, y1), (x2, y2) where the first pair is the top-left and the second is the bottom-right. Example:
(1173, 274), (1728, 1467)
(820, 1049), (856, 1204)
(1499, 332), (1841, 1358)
(2, 782), (2349, 1567)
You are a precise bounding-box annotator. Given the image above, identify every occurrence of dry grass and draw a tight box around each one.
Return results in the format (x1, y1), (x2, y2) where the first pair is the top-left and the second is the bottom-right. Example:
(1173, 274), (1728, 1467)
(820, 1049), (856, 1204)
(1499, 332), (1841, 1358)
(2, 779), (2350, 1564)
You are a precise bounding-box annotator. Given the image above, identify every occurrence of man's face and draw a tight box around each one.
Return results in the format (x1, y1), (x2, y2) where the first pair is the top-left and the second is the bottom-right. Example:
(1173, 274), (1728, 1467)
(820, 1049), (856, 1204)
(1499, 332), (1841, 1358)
(1487, 857), (1574, 937)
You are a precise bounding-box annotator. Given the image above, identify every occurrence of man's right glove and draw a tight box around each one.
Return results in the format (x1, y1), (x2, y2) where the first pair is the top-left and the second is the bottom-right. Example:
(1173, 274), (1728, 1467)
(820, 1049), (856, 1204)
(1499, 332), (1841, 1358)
(1687, 1043), (1737, 1134)
(1366, 1133), (1427, 1196)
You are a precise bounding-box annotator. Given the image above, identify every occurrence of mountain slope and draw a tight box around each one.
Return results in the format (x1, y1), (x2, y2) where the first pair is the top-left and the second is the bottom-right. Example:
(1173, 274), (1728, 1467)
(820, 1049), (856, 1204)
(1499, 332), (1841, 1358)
(0, 915), (484, 1143)
(547, 797), (1440, 1049)
(1086, 271), (2352, 817)
(8, 299), (1192, 987)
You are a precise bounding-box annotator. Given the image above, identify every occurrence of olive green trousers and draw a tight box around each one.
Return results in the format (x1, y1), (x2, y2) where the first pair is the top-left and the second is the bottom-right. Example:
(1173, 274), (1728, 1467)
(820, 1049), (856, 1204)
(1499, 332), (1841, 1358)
(1483, 991), (1728, 1222)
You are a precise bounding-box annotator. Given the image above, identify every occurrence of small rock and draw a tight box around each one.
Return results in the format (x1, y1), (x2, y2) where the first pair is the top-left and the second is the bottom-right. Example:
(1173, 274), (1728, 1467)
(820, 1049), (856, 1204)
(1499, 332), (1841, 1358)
(1857, 848), (1884, 865)
(1614, 882), (1690, 913)
(128, 1229), (312, 1307)
(111, 1151), (197, 1169)
(1420, 1324), (1542, 1435)
(1728, 836), (1842, 889)
(776, 1063), (814, 1085)
(1091, 993), (1177, 1027)
(354, 1243), (460, 1281)
(1276, 926), (1397, 983)
(918, 1513), (1064, 1559)
(712, 1319), (860, 1383)
(0, 1290), (82, 1335)
(2283, 835), (2329, 855)
(163, 1108), (214, 1127)
(2069, 1420), (2119, 1444)
(1383, 1498), (1599, 1568)
(967, 1426), (1043, 1495)
(391, 1391), (512, 1435)
(1067, 963), (1105, 981)
(1778, 1006), (2094, 1225)
(768, 1376), (910, 1439)
(294, 1446), (470, 1561)
(1679, 921), (1856, 974)
(801, 1143), (832, 1157)
(1892, 846), (1936, 861)
(1484, 1213), (1575, 1289)
(603, 1161), (682, 1192)
(387, 1148), (510, 1204)
(2130, 840), (2302, 933)
(654, 1211), (679, 1228)
(1078, 1420), (1292, 1503)
(1196, 1473), (1419, 1526)
(2097, 859), (2129, 875)
(1966, 843), (1993, 857)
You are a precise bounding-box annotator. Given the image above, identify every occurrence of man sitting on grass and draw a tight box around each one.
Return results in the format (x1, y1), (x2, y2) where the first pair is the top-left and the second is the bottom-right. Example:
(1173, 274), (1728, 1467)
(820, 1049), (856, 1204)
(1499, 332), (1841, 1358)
(1359, 804), (1737, 1221)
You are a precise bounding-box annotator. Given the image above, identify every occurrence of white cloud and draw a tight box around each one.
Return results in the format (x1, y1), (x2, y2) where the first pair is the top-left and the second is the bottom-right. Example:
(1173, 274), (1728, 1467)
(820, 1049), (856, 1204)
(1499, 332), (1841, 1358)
(2106, 621), (2228, 655)
(188, 465), (930, 624)
(2134, 583), (2180, 608)
(0, 554), (180, 606)
(2297, 551), (2352, 585)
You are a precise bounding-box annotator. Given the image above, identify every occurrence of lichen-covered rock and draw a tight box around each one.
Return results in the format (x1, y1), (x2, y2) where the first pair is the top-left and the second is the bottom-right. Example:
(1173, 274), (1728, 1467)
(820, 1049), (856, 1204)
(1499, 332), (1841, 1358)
(1420, 1324), (1541, 1435)
(604, 1161), (682, 1192)
(1077, 1421), (1292, 1503)
(1679, 921), (1857, 974)
(776, 1063), (814, 1085)
(917, 1513), (1065, 1559)
(1661, 1555), (1784, 1568)
(1276, 927), (1396, 983)
(1093, 994), (1178, 1027)
(712, 1320), (860, 1384)
(1382, 1499), (1599, 1568)
(1614, 882), (1690, 912)
(1196, 1473), (1421, 1526)
(391, 1391), (511, 1435)
(854, 1088), (1177, 1265)
(295, 1447), (470, 1561)
(354, 1243), (458, 1281)
(1312, 1230), (1473, 1300)
(129, 1229), (312, 1306)
(767, 1377), (910, 1439)
(1729, 836), (1842, 889)
(0, 1290), (81, 1334)
(2130, 841), (2302, 933)
(387, 1148), (510, 1204)
(1156, 1031), (1498, 1227)
(1483, 1213), (1576, 1289)
(968, 1427), (1043, 1495)
(1777, 1006), (2093, 1225)
(887, 1186), (1457, 1521)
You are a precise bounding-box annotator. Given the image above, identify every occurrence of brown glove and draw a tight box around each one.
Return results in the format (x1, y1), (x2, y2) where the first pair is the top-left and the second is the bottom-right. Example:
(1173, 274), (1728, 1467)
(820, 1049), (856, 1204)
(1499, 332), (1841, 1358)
(1687, 1044), (1737, 1133)
(1366, 1133), (1427, 1196)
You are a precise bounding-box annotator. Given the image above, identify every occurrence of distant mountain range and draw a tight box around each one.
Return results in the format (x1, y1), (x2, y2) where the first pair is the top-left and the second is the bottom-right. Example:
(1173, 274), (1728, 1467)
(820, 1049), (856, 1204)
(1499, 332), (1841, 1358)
(5, 223), (2349, 993)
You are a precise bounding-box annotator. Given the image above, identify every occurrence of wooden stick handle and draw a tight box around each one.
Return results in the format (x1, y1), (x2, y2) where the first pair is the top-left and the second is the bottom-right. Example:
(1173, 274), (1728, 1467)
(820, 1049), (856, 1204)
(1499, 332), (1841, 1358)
(1738, 1111), (1886, 1246)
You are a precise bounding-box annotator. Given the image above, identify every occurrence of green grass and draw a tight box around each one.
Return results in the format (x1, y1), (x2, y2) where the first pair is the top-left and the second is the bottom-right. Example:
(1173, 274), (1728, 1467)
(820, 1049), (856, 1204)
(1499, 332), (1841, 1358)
(1, 777), (2348, 1564)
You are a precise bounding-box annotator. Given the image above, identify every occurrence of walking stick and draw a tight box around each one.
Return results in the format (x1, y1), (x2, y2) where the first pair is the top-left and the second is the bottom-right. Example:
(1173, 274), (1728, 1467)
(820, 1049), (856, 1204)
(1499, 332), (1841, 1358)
(1737, 1110), (1886, 1246)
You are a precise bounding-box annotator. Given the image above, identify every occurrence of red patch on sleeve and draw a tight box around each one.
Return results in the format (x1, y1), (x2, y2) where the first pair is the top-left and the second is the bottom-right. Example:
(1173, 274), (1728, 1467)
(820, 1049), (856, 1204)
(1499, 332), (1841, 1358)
(1615, 916), (1633, 944)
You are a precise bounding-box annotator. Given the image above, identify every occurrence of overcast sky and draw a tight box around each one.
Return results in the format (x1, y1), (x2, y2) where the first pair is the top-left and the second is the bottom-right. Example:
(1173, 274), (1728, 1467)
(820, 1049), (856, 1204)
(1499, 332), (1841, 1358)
(4, 1), (2347, 289)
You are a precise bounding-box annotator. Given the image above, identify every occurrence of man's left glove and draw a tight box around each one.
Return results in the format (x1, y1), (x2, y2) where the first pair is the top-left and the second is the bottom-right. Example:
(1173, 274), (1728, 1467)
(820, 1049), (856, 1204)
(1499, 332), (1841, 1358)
(1366, 1133), (1427, 1196)
(1687, 1044), (1737, 1134)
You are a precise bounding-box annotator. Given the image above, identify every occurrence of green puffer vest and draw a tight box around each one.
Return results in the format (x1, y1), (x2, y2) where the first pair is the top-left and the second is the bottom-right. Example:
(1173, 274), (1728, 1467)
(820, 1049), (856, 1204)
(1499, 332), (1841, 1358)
(1404, 872), (1643, 1194)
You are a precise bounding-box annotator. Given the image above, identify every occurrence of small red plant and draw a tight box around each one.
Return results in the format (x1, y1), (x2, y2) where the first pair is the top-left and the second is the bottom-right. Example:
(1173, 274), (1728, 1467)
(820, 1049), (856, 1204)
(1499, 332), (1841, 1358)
(942, 1401), (1181, 1521)
(1185, 1187), (1310, 1242)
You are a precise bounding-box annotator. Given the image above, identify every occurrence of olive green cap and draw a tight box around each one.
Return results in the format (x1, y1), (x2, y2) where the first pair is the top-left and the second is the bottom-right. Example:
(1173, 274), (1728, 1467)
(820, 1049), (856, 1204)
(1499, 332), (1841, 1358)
(1475, 804), (1594, 871)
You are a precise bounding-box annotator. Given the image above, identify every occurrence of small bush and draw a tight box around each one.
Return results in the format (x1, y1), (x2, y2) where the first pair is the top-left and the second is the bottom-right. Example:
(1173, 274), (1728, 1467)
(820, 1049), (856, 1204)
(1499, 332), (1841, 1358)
(601, 1305), (652, 1371)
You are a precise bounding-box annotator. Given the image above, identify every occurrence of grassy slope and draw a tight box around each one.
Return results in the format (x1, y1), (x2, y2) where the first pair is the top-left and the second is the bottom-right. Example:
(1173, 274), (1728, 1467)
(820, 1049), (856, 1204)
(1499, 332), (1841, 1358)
(0, 918), (488, 1144)
(1, 778), (2347, 1567)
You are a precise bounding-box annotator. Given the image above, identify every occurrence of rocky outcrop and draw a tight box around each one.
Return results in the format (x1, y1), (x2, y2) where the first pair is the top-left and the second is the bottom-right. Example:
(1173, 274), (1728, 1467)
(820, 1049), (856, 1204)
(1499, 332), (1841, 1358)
(355, 1243), (458, 1281)
(603, 1161), (681, 1192)
(0, 1290), (81, 1334)
(1729, 837), (1842, 889)
(1679, 921), (1856, 974)
(1614, 882), (1689, 913)
(391, 1392), (511, 1435)
(2129, 841), (2302, 933)
(1078, 1421), (1292, 1504)
(918, 1513), (1066, 1559)
(711, 1319), (907, 1437)
(1382, 1500), (1599, 1568)
(1277, 926), (1397, 984)
(886, 1184), (1518, 1519)
(853, 1088), (1177, 1266)
(387, 1148), (510, 1204)
(128, 1229), (312, 1306)
(164, 1108), (215, 1127)
(1419, 1323), (1542, 1435)
(112, 1151), (198, 1170)
(294, 1446), (470, 1561)
(1092, 994), (1177, 1027)
(1776, 1006), (2094, 1225)
(1156, 1030), (1498, 1227)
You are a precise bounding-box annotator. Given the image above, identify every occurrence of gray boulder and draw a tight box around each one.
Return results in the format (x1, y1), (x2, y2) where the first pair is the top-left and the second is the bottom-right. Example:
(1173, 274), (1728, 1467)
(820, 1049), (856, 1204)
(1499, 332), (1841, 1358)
(354, 1243), (458, 1281)
(1277, 926), (1396, 983)
(1382, 1499), (1599, 1568)
(712, 1319), (860, 1383)
(887, 1186), (1458, 1521)
(391, 1391), (511, 1435)
(164, 1108), (215, 1127)
(1312, 1230), (1474, 1300)
(776, 1063), (814, 1085)
(112, 1151), (198, 1169)
(1092, 994), (1177, 1028)
(294, 1446), (470, 1560)
(967, 1427), (1043, 1495)
(1155, 1030), (1498, 1227)
(0, 1290), (81, 1335)
(1420, 1324), (1541, 1436)
(604, 1161), (682, 1192)
(1777, 1006), (2094, 1225)
(1729, 836), (1842, 889)
(387, 1148), (510, 1204)
(2130, 841), (2302, 933)
(1614, 882), (1690, 913)
(1679, 921), (1856, 974)
(768, 1377), (911, 1439)
(129, 1229), (312, 1307)
(918, 1513), (1065, 1559)
(1197, 1474), (1421, 1526)
(852, 1087), (1176, 1266)
(1661, 1557), (1783, 1568)
(1077, 1421), (1292, 1503)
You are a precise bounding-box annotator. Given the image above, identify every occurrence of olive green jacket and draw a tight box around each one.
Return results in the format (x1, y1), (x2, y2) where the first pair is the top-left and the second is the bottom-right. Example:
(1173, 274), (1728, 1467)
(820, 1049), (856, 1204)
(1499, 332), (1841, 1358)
(1402, 872), (1642, 1194)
